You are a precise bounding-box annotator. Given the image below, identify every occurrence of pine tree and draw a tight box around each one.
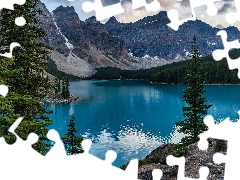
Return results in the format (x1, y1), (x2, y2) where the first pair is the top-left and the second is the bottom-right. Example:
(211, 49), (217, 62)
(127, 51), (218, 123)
(61, 79), (66, 98)
(65, 77), (70, 99)
(61, 77), (70, 99)
(54, 77), (61, 94)
(0, 57), (20, 144)
(176, 36), (212, 146)
(0, 0), (53, 154)
(61, 115), (84, 155)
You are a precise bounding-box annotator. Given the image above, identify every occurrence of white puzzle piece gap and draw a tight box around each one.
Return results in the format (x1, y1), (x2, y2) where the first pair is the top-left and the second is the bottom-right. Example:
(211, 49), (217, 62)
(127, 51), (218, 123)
(0, 117), (139, 180)
(0, 42), (21, 58)
(225, 0), (240, 24)
(15, 17), (26, 26)
(82, 0), (124, 22)
(131, 0), (161, 12)
(0, 0), (26, 10)
(152, 169), (163, 180)
(0, 1), (26, 58)
(0, 88), (139, 180)
(0, 85), (9, 97)
(212, 30), (240, 78)
(167, 155), (209, 180)
(198, 112), (240, 180)
(2, 0), (240, 179)
(167, 0), (219, 31)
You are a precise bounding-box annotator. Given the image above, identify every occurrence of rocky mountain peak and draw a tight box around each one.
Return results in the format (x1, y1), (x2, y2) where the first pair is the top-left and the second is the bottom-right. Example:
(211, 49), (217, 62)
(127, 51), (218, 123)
(106, 16), (119, 24)
(85, 16), (108, 34)
(52, 5), (90, 59)
(36, 1), (70, 57)
(85, 16), (97, 23)
(52, 5), (75, 14)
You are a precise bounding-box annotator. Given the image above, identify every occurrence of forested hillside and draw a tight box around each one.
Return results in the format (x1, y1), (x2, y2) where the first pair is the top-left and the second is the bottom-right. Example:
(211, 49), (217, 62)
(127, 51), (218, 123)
(89, 49), (240, 84)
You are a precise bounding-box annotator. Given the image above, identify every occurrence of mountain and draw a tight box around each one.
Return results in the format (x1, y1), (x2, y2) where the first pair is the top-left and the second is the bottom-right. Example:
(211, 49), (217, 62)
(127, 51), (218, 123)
(37, 1), (240, 78)
(105, 11), (240, 60)
(37, 2), (144, 77)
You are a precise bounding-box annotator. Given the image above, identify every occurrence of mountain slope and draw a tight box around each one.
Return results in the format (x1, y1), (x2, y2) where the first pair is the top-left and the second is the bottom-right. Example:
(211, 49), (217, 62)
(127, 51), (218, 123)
(37, 2), (144, 77)
(104, 11), (240, 60)
(37, 1), (240, 78)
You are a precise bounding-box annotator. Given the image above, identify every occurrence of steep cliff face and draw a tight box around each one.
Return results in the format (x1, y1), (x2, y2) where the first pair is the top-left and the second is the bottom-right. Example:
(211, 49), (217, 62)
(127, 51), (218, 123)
(36, 2), (138, 77)
(52, 6), (90, 59)
(82, 16), (129, 60)
(36, 2), (69, 57)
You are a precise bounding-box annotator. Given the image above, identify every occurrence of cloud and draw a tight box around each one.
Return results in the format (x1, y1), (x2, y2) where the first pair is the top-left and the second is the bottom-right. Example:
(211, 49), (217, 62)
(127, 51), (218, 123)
(114, 0), (178, 23)
(218, 2), (235, 14)
(116, 2), (157, 23)
(101, 0), (121, 6)
(179, 0), (190, 8)
(199, 14), (204, 19)
(159, 0), (174, 9)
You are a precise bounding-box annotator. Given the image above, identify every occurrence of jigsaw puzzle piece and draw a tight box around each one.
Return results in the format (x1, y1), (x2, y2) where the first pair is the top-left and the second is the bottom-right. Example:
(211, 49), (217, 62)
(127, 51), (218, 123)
(0, 0), (26, 27)
(0, 85), (9, 97)
(225, 0), (240, 24)
(212, 30), (240, 78)
(131, 0), (161, 12)
(167, 155), (209, 180)
(152, 169), (163, 180)
(82, 0), (124, 22)
(167, 0), (194, 31)
(0, 117), (44, 180)
(15, 17), (26, 26)
(198, 112), (240, 180)
(0, 0), (26, 10)
(167, 0), (219, 31)
(46, 129), (66, 157)
(64, 139), (139, 180)
(191, 0), (219, 17)
(0, 42), (21, 58)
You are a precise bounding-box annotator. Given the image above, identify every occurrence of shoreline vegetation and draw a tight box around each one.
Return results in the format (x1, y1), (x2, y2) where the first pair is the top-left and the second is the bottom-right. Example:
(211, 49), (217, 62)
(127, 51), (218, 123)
(85, 48), (240, 85)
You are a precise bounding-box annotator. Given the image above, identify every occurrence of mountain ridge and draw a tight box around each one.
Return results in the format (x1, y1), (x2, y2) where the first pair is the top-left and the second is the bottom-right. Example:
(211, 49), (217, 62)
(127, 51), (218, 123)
(37, 1), (240, 78)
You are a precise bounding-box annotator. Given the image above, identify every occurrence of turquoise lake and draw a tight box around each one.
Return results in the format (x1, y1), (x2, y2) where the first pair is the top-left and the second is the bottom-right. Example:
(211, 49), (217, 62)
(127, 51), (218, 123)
(44, 80), (240, 167)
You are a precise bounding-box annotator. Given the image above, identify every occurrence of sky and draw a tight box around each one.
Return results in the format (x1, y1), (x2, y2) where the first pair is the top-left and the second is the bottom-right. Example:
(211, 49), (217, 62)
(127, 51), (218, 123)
(41, 0), (240, 29)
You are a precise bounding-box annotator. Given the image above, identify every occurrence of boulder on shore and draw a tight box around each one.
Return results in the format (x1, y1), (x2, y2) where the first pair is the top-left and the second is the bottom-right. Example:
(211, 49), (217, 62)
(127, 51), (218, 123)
(138, 138), (226, 180)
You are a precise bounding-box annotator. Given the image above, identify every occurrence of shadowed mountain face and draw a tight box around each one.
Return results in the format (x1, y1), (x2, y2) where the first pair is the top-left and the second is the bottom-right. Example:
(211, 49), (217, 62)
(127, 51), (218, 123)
(52, 6), (90, 59)
(104, 11), (240, 59)
(37, 1), (240, 77)
(36, 2), (70, 57)
(40, 3), (128, 61)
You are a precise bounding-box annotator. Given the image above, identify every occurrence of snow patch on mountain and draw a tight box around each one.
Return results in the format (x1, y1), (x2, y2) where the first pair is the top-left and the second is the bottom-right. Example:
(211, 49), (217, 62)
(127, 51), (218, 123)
(52, 15), (75, 57)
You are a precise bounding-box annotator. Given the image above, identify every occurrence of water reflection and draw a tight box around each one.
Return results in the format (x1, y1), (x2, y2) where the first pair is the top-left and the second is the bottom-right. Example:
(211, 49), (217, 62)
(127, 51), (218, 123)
(46, 81), (240, 167)
(81, 124), (185, 167)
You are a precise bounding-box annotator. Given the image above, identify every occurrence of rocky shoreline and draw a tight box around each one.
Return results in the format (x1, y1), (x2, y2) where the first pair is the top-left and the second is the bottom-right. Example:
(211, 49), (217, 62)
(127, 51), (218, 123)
(138, 139), (226, 180)
(41, 94), (80, 104)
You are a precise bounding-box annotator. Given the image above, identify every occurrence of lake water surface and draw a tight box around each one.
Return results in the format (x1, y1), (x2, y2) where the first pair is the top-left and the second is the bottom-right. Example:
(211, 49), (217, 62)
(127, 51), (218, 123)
(45, 80), (240, 167)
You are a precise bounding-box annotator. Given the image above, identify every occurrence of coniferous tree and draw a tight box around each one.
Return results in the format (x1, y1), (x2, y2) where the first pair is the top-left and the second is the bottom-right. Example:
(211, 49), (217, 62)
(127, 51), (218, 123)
(54, 77), (61, 94)
(61, 79), (66, 98)
(176, 36), (212, 146)
(65, 77), (70, 98)
(0, 57), (20, 144)
(61, 77), (70, 99)
(0, 0), (53, 154)
(61, 115), (84, 155)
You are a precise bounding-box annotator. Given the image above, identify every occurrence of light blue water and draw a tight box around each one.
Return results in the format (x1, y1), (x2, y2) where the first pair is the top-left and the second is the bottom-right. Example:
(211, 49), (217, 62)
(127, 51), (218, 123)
(44, 80), (240, 167)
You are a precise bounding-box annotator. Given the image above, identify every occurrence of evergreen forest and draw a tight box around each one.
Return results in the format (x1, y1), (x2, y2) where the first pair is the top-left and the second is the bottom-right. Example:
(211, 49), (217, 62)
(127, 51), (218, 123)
(89, 49), (240, 84)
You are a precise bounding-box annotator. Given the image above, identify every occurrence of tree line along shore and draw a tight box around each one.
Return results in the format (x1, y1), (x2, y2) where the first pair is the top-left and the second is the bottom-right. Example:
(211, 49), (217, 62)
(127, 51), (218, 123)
(87, 49), (240, 85)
